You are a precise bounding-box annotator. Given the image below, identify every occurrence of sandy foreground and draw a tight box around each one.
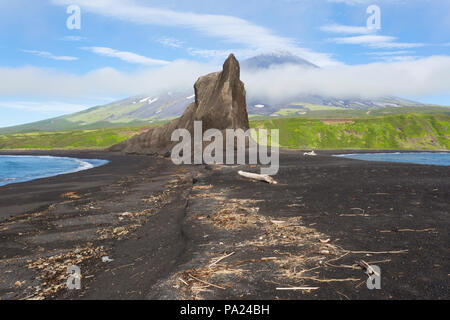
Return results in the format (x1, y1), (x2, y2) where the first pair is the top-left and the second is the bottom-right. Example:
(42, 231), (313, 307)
(0, 149), (448, 300)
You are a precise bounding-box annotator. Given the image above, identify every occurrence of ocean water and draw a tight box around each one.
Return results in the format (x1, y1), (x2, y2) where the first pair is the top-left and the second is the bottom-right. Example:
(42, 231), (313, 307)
(335, 152), (450, 166)
(0, 156), (109, 187)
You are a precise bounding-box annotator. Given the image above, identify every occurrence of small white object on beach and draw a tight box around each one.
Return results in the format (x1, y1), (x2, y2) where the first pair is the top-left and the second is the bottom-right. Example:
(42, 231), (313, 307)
(304, 151), (317, 156)
(276, 287), (319, 291)
(101, 256), (114, 263)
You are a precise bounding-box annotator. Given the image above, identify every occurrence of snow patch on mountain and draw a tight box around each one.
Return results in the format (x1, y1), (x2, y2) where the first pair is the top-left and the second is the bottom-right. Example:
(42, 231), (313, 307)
(139, 97), (151, 103)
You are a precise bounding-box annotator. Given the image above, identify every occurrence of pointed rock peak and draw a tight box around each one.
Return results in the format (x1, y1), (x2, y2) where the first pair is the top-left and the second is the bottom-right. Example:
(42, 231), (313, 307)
(110, 52), (249, 154)
(222, 53), (240, 80)
(226, 53), (237, 63)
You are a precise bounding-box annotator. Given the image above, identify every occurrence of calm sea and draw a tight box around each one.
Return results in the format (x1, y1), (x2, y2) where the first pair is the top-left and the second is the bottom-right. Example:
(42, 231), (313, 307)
(335, 152), (450, 166)
(0, 156), (108, 187)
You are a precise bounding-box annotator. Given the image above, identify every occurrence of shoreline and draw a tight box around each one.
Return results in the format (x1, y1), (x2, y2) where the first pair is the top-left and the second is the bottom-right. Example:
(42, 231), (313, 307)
(0, 154), (109, 187)
(0, 149), (448, 299)
(1, 149), (447, 189)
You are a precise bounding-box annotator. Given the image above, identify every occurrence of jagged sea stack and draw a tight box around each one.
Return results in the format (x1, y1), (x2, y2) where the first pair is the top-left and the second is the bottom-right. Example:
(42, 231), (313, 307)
(110, 53), (249, 154)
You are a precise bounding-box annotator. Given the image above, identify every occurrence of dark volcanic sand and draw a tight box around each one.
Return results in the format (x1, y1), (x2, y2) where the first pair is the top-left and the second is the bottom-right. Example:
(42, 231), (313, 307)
(0, 149), (448, 300)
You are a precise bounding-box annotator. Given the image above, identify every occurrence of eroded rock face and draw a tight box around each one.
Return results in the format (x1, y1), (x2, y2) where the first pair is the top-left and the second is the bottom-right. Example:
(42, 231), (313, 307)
(109, 53), (249, 155)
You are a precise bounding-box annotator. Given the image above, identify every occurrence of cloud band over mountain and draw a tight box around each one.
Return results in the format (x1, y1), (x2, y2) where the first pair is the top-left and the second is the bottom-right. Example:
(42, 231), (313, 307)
(1, 55), (449, 111)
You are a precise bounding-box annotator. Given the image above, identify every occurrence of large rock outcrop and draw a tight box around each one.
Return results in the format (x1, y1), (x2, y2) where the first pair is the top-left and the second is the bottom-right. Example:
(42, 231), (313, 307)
(110, 53), (249, 155)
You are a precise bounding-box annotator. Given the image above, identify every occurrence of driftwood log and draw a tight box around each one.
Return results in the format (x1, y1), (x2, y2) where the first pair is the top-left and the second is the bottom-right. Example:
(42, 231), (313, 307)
(238, 171), (278, 184)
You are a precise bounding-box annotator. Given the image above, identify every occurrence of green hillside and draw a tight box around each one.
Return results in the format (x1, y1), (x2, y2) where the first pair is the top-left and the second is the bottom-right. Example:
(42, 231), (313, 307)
(1, 114), (449, 150)
(0, 126), (150, 150)
(252, 114), (450, 150)
(268, 105), (450, 119)
(0, 116), (168, 135)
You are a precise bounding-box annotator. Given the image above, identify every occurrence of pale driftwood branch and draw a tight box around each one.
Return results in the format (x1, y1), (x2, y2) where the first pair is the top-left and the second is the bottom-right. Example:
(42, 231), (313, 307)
(356, 260), (380, 277)
(238, 171), (278, 184)
(276, 287), (319, 291)
(344, 249), (408, 255)
(188, 274), (226, 290)
(178, 277), (189, 286)
(208, 251), (235, 268)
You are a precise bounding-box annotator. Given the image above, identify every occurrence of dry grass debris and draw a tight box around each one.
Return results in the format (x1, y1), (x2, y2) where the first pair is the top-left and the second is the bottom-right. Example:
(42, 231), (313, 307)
(26, 246), (106, 298)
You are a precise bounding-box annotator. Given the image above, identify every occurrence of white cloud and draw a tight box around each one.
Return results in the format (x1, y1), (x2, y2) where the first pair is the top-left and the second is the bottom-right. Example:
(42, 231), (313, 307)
(157, 37), (184, 48)
(187, 47), (266, 61)
(241, 56), (450, 102)
(366, 51), (419, 62)
(61, 35), (85, 41)
(81, 47), (170, 66)
(330, 35), (424, 49)
(331, 35), (394, 44)
(320, 23), (373, 34)
(326, 0), (402, 4)
(187, 48), (231, 59)
(0, 60), (215, 100)
(21, 49), (78, 61)
(326, 0), (367, 3)
(376, 56), (420, 63)
(1, 56), (450, 106)
(370, 42), (424, 49)
(51, 0), (338, 67)
(367, 51), (415, 56)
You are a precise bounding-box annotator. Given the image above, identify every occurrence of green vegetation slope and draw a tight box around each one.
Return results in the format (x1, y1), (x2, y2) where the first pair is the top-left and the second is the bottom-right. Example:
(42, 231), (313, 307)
(1, 114), (448, 150)
(0, 126), (149, 150)
(252, 114), (449, 150)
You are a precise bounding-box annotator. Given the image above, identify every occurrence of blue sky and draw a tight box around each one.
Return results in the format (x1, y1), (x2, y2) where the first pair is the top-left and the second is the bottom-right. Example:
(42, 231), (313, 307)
(0, 0), (449, 127)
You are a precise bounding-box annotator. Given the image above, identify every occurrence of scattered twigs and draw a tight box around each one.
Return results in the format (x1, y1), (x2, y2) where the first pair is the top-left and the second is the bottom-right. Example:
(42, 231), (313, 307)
(61, 192), (82, 200)
(365, 258), (391, 265)
(208, 252), (235, 268)
(356, 260), (379, 276)
(325, 252), (350, 264)
(238, 171), (278, 184)
(324, 251), (396, 270)
(343, 249), (408, 255)
(20, 294), (38, 300)
(178, 277), (189, 286)
(336, 291), (350, 300)
(188, 274), (226, 290)
(379, 228), (435, 233)
(324, 252), (356, 269)
(294, 265), (322, 276)
(276, 286), (319, 291)
(339, 208), (368, 217)
(295, 276), (360, 283)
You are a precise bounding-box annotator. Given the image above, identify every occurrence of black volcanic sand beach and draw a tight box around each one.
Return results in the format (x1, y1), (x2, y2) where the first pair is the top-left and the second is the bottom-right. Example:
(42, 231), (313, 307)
(0, 149), (448, 300)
